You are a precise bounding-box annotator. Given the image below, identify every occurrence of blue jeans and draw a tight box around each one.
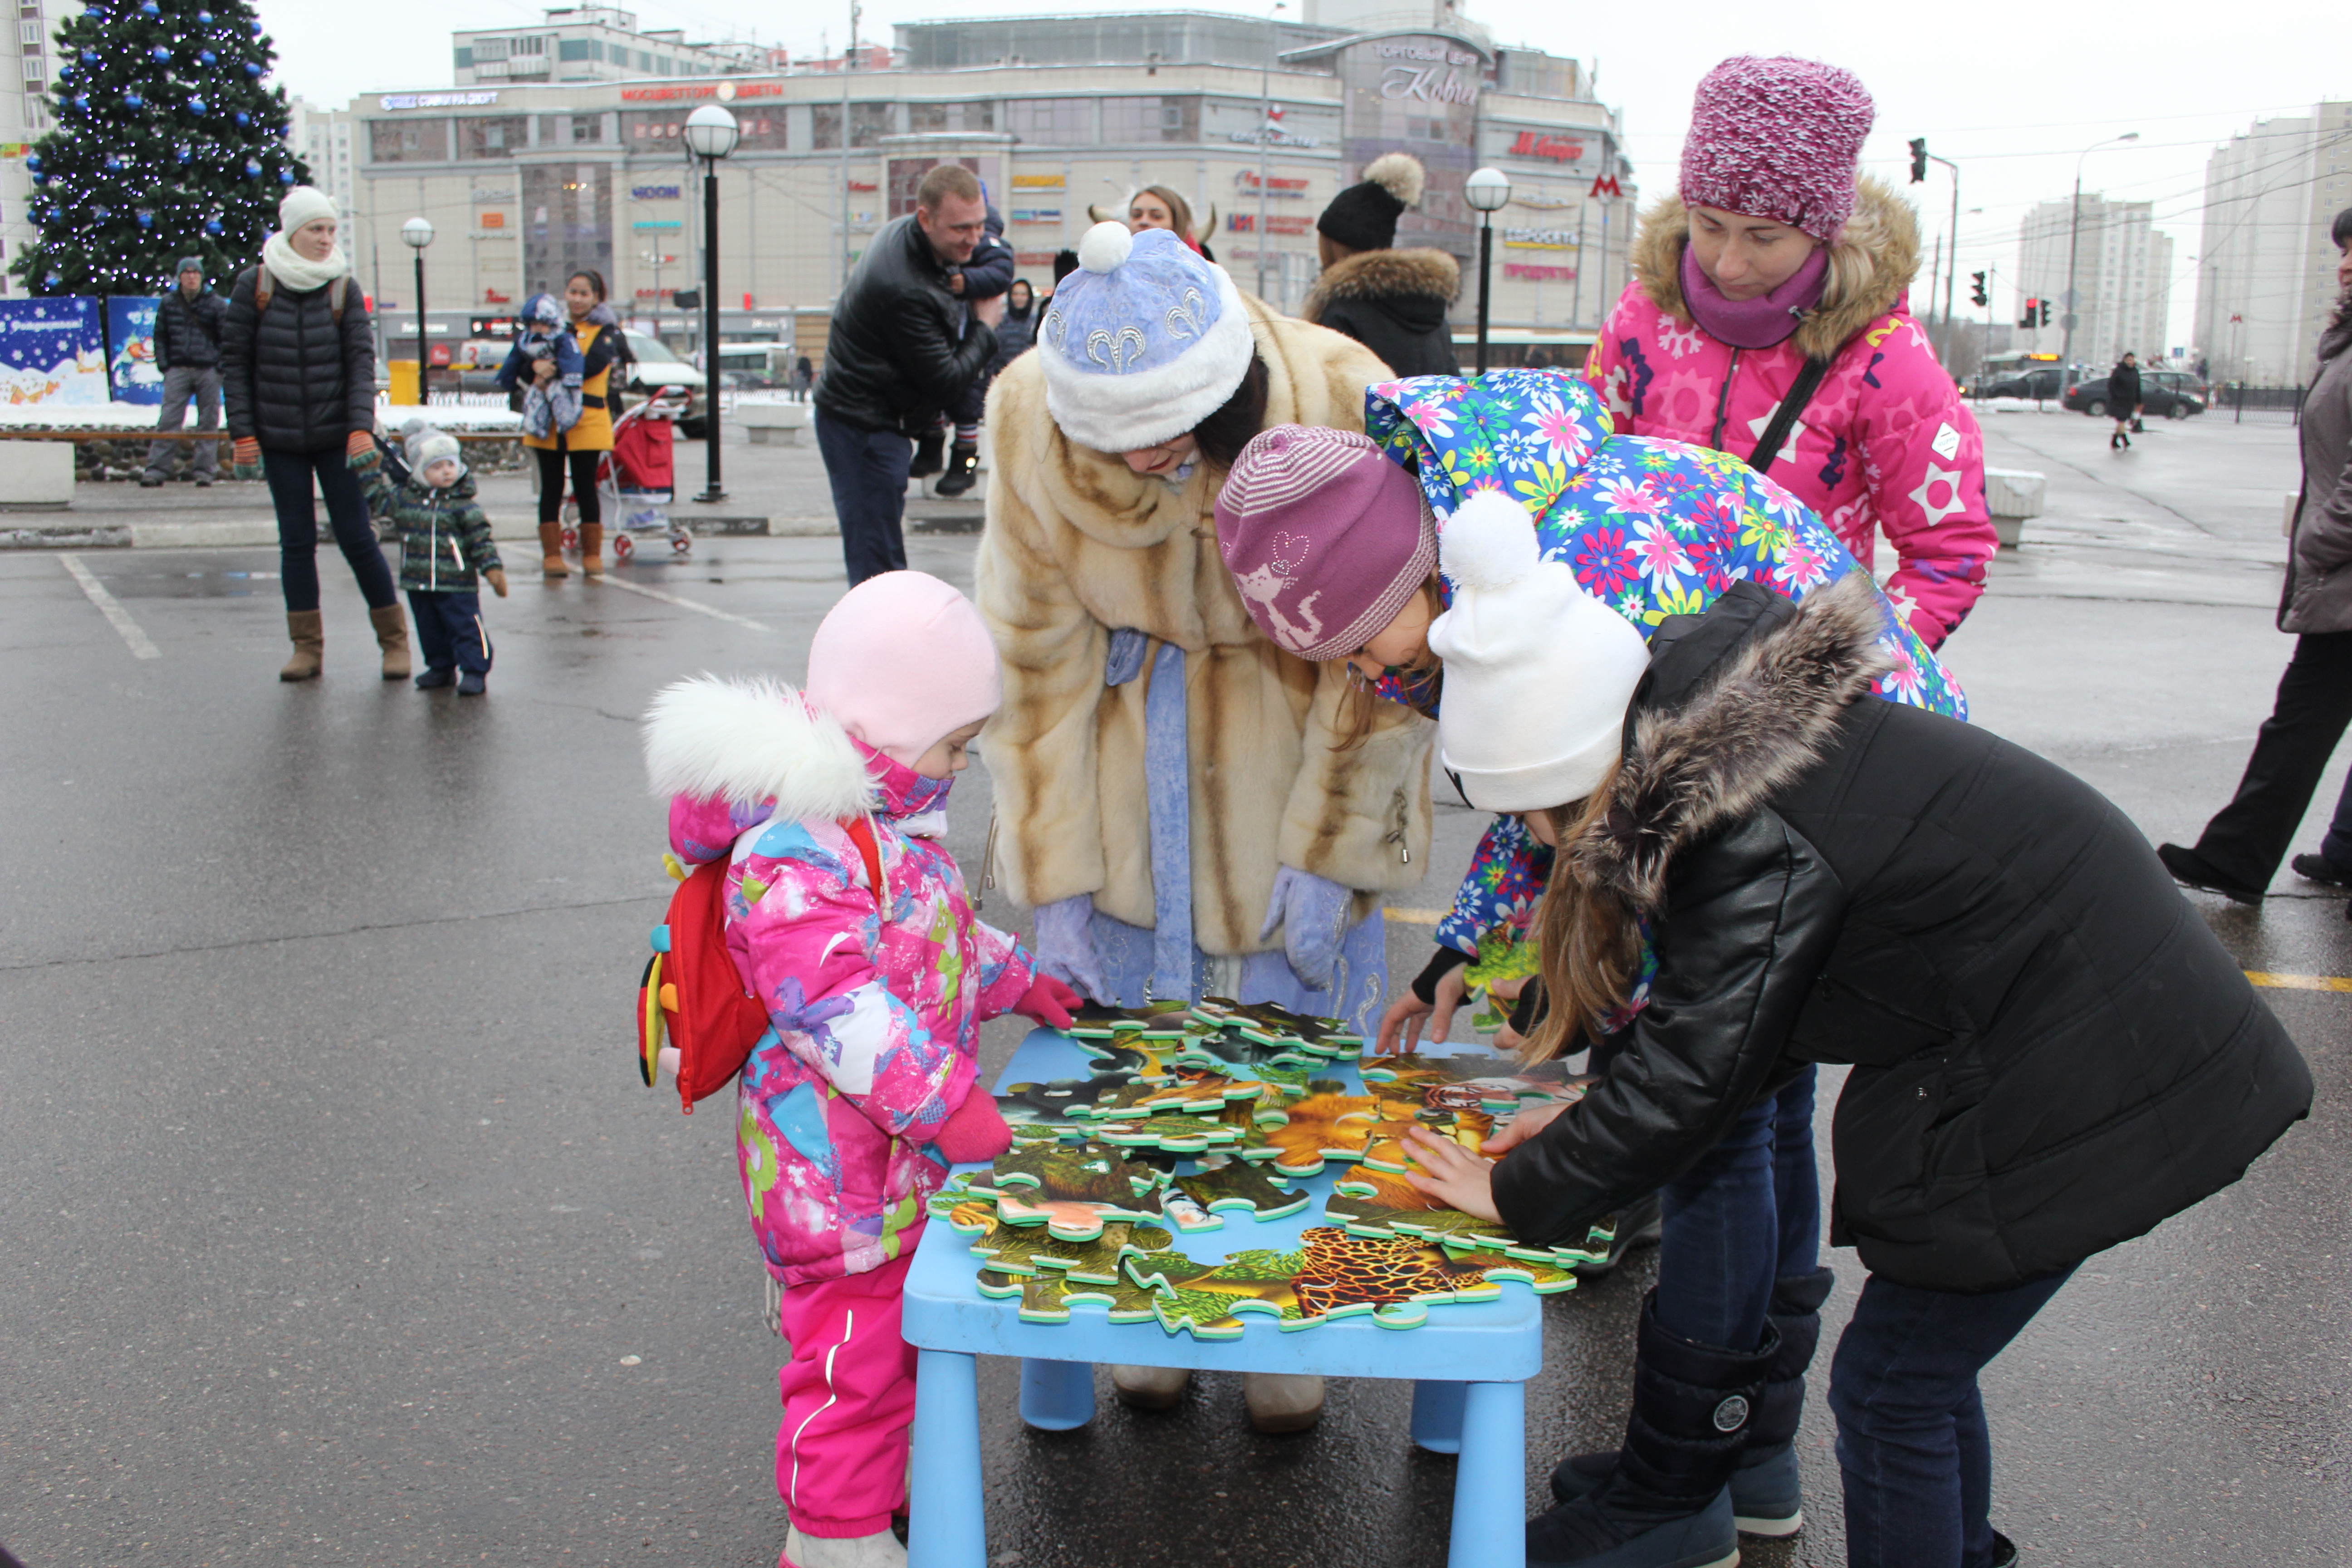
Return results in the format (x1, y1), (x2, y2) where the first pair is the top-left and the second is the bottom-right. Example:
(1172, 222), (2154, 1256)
(264, 446), (397, 613)
(815, 409), (911, 585)
(1652, 1067), (1821, 1350)
(1829, 1266), (2075, 1568)
(407, 590), (491, 676)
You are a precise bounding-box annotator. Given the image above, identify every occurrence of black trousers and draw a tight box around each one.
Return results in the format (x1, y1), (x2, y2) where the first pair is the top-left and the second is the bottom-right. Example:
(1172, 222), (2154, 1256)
(536, 445), (601, 525)
(408, 589), (491, 676)
(265, 446), (396, 613)
(2190, 631), (2352, 887)
(816, 408), (912, 585)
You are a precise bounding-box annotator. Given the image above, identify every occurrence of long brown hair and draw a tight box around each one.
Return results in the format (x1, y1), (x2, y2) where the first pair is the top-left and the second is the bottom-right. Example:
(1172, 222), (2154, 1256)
(1135, 185), (1198, 246)
(1525, 767), (1642, 1063)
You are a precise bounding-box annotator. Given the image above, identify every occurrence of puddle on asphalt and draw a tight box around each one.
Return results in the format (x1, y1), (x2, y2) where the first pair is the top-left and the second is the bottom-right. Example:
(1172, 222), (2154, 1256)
(99, 568), (283, 599)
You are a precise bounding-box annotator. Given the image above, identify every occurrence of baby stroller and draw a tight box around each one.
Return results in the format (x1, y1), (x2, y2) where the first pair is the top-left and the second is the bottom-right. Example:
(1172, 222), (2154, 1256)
(561, 388), (692, 561)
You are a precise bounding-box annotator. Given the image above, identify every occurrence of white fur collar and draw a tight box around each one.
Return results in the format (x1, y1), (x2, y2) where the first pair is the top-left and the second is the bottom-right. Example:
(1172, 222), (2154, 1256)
(641, 674), (876, 821)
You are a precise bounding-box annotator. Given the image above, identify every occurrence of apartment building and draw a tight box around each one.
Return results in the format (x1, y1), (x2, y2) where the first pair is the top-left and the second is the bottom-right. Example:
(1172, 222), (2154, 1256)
(2014, 194), (2174, 371)
(2195, 102), (2352, 383)
(0, 0), (78, 293)
(453, 7), (765, 90)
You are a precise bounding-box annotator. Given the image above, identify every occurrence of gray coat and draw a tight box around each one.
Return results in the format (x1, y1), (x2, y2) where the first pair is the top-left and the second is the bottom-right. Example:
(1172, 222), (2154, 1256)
(2280, 327), (2352, 633)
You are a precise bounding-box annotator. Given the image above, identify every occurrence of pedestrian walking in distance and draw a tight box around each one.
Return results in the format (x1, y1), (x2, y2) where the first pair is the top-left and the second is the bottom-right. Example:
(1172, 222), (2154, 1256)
(641, 572), (1080, 1568)
(352, 425), (506, 695)
(814, 163), (1002, 584)
(142, 256), (225, 488)
(1303, 151), (1463, 377)
(1586, 54), (1996, 653)
(2161, 209), (2352, 902)
(1396, 496), (2311, 1568)
(2108, 351), (2143, 450)
(221, 186), (408, 683)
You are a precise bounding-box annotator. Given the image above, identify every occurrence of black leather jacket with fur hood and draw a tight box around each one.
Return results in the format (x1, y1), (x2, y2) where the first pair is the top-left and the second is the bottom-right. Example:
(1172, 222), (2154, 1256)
(1491, 576), (2311, 1293)
(1302, 247), (1461, 379)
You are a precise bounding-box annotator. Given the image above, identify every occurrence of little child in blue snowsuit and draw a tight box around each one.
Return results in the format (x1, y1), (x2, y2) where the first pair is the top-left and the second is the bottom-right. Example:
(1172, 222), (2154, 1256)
(493, 294), (585, 440)
(353, 426), (508, 694)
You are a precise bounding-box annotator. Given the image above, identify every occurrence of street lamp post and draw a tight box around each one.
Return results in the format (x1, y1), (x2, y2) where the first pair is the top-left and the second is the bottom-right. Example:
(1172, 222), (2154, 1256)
(1464, 167), (1511, 375)
(1254, 0), (1286, 302)
(2063, 132), (2138, 381)
(401, 216), (434, 407)
(683, 103), (740, 506)
(1925, 152), (1959, 358)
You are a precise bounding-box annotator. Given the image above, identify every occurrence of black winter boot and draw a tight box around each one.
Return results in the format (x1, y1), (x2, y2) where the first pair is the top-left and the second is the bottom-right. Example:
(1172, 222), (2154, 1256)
(1528, 1292), (1774, 1567)
(909, 429), (945, 478)
(934, 441), (981, 497)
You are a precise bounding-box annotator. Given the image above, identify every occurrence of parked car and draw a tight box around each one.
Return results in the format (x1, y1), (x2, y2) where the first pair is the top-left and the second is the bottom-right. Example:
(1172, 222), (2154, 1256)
(2062, 369), (2205, 420)
(1976, 365), (2068, 401)
(443, 328), (708, 436)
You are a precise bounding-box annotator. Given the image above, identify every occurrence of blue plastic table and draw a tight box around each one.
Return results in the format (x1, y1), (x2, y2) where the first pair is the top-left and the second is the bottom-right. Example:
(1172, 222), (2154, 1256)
(902, 1028), (1540, 1568)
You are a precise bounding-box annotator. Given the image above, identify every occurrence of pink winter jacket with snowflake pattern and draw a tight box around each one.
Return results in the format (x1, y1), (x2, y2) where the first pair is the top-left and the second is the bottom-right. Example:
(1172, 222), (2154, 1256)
(1584, 181), (1995, 648)
(643, 675), (1036, 1287)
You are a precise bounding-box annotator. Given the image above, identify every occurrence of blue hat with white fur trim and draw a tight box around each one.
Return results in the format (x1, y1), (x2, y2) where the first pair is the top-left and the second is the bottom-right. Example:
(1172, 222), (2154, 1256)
(1035, 222), (1256, 453)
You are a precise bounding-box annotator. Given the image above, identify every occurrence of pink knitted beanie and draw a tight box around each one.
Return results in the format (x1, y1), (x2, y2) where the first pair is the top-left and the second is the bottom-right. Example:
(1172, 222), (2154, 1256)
(804, 571), (1002, 756)
(1678, 56), (1875, 241)
(1215, 425), (1436, 662)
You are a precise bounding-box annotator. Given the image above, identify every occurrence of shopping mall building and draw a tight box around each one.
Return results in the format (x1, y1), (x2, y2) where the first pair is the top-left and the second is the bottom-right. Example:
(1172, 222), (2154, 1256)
(343, 8), (1635, 366)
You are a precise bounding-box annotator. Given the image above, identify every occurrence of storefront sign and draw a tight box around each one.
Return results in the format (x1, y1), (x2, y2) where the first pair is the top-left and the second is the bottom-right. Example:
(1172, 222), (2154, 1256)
(1227, 128), (1323, 148)
(1010, 208), (1062, 225)
(632, 185), (681, 200)
(380, 91), (499, 110)
(1010, 174), (1065, 190)
(1227, 212), (1311, 235)
(632, 220), (683, 230)
(1509, 132), (1584, 163)
(619, 81), (784, 102)
(1504, 263), (1577, 282)
(1234, 172), (1310, 196)
(1375, 40), (1482, 106)
(478, 211), (505, 229)
(470, 186), (515, 203)
(1504, 229), (1578, 249)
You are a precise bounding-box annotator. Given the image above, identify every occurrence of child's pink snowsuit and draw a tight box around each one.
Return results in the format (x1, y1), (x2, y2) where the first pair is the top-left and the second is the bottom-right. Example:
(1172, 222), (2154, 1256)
(647, 673), (1036, 1540)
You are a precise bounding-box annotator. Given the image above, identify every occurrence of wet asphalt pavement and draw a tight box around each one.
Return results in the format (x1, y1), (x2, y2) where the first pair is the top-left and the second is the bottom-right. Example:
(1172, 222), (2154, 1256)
(3, 407), (2348, 1567)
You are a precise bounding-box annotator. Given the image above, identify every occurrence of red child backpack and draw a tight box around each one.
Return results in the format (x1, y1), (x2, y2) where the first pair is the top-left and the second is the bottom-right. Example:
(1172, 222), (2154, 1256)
(637, 818), (887, 1113)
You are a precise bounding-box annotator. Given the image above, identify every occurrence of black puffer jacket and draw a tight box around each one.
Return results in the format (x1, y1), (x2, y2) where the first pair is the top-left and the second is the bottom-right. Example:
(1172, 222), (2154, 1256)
(1302, 247), (1461, 378)
(1491, 575), (2311, 1293)
(815, 214), (997, 436)
(220, 266), (376, 454)
(154, 287), (226, 372)
(2109, 359), (2142, 411)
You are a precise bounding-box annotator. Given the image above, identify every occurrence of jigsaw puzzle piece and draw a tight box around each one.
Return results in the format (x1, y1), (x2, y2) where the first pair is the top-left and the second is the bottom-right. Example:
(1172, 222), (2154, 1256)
(995, 1071), (1137, 1139)
(1358, 1053), (1595, 1117)
(1094, 1111), (1246, 1155)
(1254, 1089), (1382, 1176)
(1072, 1070), (1268, 1121)
(1171, 1153), (1310, 1223)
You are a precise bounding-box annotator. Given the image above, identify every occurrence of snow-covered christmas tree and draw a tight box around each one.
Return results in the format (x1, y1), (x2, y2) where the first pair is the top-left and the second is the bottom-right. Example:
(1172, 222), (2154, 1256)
(13, 0), (310, 296)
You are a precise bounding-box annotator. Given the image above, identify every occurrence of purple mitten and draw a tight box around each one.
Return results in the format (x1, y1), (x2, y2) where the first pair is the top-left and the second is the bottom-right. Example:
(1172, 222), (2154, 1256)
(1259, 866), (1352, 990)
(1032, 893), (1110, 1003)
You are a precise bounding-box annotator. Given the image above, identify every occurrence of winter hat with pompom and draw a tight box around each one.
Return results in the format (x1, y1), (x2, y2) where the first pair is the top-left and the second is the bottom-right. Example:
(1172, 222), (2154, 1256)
(1034, 222), (1256, 453)
(804, 570), (1003, 759)
(1215, 424), (1434, 661)
(1317, 152), (1427, 252)
(1429, 490), (1651, 811)
(1678, 55), (1874, 242)
(405, 425), (462, 475)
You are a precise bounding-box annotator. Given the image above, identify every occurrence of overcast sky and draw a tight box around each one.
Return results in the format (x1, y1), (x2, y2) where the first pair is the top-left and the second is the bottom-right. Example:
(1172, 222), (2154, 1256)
(264, 0), (2347, 350)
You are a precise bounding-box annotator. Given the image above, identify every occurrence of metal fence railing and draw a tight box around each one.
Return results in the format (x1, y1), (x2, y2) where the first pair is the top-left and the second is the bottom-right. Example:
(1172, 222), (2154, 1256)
(2212, 383), (2308, 424)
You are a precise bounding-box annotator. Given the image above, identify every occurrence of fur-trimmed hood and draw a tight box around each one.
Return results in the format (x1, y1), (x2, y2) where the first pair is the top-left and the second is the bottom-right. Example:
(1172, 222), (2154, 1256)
(1627, 175), (1921, 360)
(641, 674), (877, 822)
(1569, 575), (1892, 913)
(1303, 247), (1461, 317)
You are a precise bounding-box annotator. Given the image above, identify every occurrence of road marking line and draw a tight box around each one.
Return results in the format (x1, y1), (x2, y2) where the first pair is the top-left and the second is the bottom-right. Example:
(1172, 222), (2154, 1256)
(585, 572), (769, 631)
(57, 553), (160, 659)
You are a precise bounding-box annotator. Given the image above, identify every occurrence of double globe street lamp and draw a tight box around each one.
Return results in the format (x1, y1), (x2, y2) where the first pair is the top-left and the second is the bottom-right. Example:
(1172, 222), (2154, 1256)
(682, 103), (740, 505)
(1463, 167), (1512, 375)
(401, 216), (434, 407)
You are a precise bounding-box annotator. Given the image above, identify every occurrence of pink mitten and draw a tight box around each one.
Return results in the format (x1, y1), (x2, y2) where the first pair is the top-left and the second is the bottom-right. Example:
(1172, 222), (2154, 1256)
(932, 1088), (1014, 1165)
(1013, 974), (1082, 1030)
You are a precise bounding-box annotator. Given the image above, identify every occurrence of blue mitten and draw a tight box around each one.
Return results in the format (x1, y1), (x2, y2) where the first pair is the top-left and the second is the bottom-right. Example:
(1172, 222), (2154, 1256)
(1032, 893), (1110, 1003)
(1259, 866), (1352, 990)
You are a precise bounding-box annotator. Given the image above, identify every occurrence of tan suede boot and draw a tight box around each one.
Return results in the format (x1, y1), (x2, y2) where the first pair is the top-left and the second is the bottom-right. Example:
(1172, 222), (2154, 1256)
(580, 521), (605, 576)
(538, 520), (569, 578)
(368, 603), (412, 681)
(279, 610), (323, 681)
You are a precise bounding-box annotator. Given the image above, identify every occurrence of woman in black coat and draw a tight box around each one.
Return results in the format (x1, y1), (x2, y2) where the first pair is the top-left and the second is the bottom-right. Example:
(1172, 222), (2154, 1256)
(222, 186), (403, 682)
(1403, 544), (2310, 1568)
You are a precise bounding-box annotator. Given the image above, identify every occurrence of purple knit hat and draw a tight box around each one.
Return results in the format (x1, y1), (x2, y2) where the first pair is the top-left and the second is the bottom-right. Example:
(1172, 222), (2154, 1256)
(1215, 426), (1435, 662)
(1678, 56), (1875, 241)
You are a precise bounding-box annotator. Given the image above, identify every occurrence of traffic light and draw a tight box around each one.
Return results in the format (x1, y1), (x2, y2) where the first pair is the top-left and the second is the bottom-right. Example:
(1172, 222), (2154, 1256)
(2039, 300), (2053, 327)
(1970, 271), (1989, 308)
(2021, 297), (2038, 329)
(1909, 138), (1928, 183)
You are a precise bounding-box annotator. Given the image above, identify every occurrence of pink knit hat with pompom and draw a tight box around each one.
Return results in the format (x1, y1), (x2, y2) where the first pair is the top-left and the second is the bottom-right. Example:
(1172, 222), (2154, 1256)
(805, 571), (1002, 757)
(1678, 56), (1875, 242)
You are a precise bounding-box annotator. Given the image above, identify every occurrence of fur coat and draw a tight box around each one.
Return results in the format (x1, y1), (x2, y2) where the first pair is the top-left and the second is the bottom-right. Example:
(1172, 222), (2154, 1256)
(1303, 247), (1462, 379)
(976, 296), (1431, 955)
(1584, 176), (1997, 649)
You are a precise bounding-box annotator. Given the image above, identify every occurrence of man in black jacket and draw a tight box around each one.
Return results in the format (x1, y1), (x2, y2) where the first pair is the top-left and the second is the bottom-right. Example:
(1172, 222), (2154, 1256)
(142, 257), (228, 487)
(815, 163), (1002, 583)
(2108, 350), (2142, 449)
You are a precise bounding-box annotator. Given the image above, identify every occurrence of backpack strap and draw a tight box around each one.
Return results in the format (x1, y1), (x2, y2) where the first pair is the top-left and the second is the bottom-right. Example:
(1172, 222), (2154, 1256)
(1746, 355), (1833, 472)
(329, 275), (347, 322)
(253, 265), (273, 315)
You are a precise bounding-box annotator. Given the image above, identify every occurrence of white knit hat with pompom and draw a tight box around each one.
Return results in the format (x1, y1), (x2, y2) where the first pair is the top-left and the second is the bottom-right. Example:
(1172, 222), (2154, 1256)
(1428, 490), (1653, 812)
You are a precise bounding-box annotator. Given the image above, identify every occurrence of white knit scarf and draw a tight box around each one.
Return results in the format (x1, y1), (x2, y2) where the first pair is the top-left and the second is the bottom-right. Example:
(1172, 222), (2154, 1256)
(260, 229), (350, 292)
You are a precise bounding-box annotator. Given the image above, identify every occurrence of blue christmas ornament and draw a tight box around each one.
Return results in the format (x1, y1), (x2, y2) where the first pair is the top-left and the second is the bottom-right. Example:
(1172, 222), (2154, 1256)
(44, 272), (61, 289)
(247, 18), (260, 34)
(123, 92), (144, 110)
(188, 95), (206, 114)
(199, 49), (216, 65)
(242, 61), (260, 78)
(137, 210), (153, 228)
(196, 8), (212, 20)
(233, 111), (249, 128)
(79, 48), (97, 63)
(138, 0), (159, 15)
(72, 94), (88, 111)
(149, 44), (171, 61)
(243, 158), (260, 176)
(92, 205), (109, 220)
(276, 168), (294, 185)
(25, 154), (40, 176)
(204, 215), (224, 235)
